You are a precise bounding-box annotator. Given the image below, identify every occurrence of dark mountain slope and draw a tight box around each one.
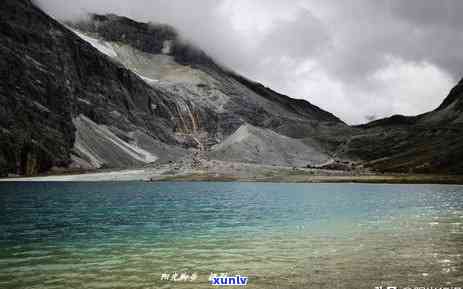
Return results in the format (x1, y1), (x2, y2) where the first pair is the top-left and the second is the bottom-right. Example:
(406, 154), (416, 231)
(436, 78), (463, 112)
(0, 0), (193, 175)
(228, 73), (343, 123)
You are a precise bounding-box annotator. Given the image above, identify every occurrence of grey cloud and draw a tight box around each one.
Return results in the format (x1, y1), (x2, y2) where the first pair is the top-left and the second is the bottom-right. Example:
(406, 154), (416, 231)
(34, 0), (462, 124)
(259, 9), (331, 60)
(317, 0), (463, 81)
(388, 0), (463, 28)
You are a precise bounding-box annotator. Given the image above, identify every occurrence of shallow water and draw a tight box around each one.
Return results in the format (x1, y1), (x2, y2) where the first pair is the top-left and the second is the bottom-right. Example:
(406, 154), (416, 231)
(0, 182), (462, 289)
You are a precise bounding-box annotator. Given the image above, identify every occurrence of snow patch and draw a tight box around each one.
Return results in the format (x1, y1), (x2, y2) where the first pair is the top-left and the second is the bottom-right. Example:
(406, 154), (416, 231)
(77, 97), (91, 105)
(70, 29), (117, 58)
(134, 72), (159, 85)
(32, 101), (50, 113)
(162, 40), (173, 54)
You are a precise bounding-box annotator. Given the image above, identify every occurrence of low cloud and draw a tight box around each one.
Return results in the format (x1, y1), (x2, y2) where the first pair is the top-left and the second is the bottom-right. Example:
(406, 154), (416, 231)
(35, 0), (462, 124)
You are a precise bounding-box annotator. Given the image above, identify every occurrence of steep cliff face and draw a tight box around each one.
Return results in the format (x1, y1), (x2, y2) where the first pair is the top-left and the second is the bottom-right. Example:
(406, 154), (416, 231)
(0, 0), (188, 175)
(341, 79), (463, 174)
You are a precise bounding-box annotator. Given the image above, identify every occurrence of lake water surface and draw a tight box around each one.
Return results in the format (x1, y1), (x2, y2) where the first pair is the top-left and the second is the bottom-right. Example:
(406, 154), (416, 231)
(0, 182), (462, 289)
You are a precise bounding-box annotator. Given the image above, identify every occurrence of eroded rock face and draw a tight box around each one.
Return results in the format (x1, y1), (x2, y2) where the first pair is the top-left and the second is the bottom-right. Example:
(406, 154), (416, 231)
(0, 0), (185, 175)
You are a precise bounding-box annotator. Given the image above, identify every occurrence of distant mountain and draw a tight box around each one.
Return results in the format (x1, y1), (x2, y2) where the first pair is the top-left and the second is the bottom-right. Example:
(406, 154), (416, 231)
(340, 79), (463, 174)
(0, 0), (348, 176)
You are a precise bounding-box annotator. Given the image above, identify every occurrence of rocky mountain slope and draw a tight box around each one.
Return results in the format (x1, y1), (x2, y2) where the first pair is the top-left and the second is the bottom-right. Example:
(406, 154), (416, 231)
(0, 0), (196, 176)
(210, 124), (331, 167)
(0, 0), (350, 176)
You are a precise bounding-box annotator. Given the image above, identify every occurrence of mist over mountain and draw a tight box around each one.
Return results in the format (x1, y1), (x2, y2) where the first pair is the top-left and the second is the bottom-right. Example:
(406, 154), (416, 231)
(33, 0), (462, 124)
(1, 0), (463, 177)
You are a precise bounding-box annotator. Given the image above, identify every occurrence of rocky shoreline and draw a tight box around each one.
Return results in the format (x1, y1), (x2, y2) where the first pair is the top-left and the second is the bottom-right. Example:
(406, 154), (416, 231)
(2, 159), (463, 184)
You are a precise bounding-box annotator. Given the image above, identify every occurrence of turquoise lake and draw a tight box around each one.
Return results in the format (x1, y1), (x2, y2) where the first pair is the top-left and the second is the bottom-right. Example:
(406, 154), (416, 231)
(0, 182), (462, 289)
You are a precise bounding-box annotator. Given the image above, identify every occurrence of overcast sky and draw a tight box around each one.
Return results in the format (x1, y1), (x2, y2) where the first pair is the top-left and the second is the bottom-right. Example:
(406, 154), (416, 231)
(35, 0), (462, 124)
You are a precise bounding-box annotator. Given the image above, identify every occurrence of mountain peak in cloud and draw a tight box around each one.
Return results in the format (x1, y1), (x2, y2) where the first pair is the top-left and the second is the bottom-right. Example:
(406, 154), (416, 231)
(34, 0), (462, 124)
